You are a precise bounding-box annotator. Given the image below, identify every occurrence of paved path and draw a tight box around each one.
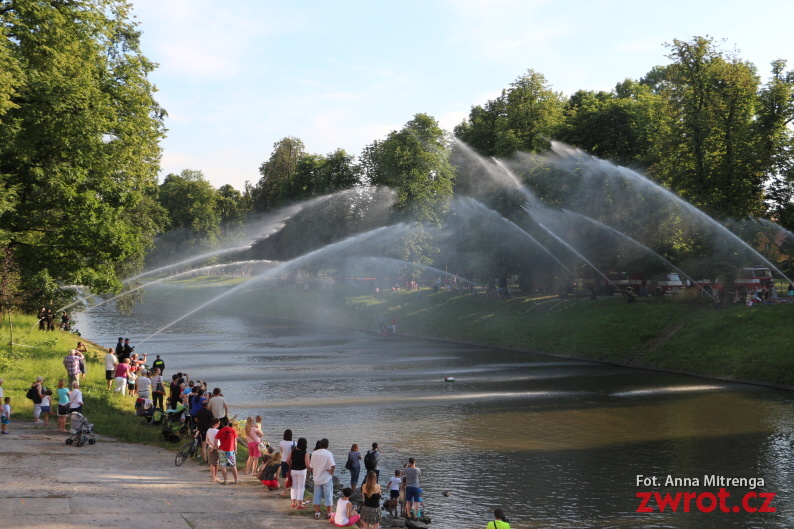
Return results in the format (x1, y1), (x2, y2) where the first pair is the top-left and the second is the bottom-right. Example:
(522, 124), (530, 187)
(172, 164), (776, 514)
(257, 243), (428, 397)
(0, 419), (319, 529)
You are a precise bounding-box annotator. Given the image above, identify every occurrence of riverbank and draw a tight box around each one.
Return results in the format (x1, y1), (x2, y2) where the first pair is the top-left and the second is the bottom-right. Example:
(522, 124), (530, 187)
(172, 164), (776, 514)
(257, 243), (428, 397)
(0, 315), (318, 528)
(143, 278), (794, 388)
(0, 418), (317, 529)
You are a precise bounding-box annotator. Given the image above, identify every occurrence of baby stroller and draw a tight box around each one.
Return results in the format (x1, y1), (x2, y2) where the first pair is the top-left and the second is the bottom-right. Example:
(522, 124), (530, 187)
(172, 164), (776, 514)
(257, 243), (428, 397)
(136, 398), (161, 425)
(65, 411), (96, 447)
(161, 402), (189, 443)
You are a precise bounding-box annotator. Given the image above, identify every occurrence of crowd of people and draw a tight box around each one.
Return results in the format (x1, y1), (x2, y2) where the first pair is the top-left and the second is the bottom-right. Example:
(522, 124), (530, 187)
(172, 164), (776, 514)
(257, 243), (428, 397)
(3, 335), (510, 528)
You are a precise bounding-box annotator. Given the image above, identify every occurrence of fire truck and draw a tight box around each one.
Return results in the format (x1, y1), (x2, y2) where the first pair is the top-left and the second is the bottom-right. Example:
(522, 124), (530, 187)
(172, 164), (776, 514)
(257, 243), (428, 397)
(582, 270), (683, 296)
(696, 266), (773, 297)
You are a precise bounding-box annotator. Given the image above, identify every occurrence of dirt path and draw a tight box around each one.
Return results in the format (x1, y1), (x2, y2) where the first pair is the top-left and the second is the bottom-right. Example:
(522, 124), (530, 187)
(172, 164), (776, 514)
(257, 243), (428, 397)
(0, 418), (319, 529)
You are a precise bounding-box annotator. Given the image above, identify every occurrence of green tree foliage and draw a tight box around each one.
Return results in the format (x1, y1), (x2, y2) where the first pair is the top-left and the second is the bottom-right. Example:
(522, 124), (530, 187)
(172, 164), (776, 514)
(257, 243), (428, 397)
(649, 37), (764, 219)
(455, 69), (564, 157)
(283, 149), (362, 201)
(757, 60), (794, 231)
(252, 136), (306, 211)
(557, 80), (660, 168)
(157, 170), (221, 244)
(0, 0), (165, 304)
(362, 113), (455, 224)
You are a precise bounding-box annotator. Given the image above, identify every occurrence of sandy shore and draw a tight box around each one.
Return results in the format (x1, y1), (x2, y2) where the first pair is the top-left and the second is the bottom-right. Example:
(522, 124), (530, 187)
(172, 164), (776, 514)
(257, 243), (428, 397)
(0, 418), (319, 529)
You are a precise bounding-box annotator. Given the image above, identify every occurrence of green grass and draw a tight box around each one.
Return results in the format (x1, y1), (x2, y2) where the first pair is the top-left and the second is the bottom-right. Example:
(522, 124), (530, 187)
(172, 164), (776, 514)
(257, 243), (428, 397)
(0, 315), (252, 465)
(143, 277), (794, 388)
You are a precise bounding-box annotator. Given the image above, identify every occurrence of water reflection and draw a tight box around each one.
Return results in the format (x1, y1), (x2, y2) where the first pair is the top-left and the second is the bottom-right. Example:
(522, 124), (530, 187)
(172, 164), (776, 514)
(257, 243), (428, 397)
(77, 302), (794, 528)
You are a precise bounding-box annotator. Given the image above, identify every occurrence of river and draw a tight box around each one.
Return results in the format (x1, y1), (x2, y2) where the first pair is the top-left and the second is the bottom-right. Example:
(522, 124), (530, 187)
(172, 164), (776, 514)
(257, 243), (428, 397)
(77, 299), (794, 528)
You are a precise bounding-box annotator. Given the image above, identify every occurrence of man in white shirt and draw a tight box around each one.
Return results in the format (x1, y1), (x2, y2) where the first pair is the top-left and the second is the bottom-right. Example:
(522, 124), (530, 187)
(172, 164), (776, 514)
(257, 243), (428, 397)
(310, 438), (335, 519)
(104, 348), (117, 390)
(205, 418), (222, 482)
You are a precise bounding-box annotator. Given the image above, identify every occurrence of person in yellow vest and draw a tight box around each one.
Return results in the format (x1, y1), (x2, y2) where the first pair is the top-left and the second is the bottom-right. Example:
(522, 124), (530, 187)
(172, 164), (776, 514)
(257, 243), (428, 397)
(485, 508), (510, 529)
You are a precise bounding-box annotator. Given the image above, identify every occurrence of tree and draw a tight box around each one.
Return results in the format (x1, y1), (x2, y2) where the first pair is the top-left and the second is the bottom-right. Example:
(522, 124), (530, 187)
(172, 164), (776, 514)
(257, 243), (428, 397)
(362, 113), (455, 224)
(157, 170), (221, 244)
(0, 0), (166, 301)
(252, 136), (305, 211)
(454, 69), (564, 157)
(649, 37), (763, 218)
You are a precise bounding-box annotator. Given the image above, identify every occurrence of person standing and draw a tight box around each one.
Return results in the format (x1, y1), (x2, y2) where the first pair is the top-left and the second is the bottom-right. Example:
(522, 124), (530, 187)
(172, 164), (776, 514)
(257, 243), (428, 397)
(214, 419), (239, 485)
(404, 458), (422, 520)
(63, 350), (81, 388)
(149, 368), (166, 409)
(38, 307), (47, 331)
(310, 438), (335, 520)
(364, 442), (383, 481)
(207, 387), (227, 423)
(113, 359), (132, 395)
(136, 368), (151, 399)
(115, 337), (124, 360)
(28, 376), (44, 423)
(244, 416), (265, 475)
(194, 401), (214, 464)
(206, 418), (222, 482)
(56, 379), (70, 433)
(69, 382), (83, 414)
(152, 355), (165, 376)
(120, 338), (134, 363)
(347, 443), (362, 490)
(104, 348), (118, 390)
(279, 429), (295, 491)
(289, 437), (310, 509)
(1, 396), (10, 434)
(360, 470), (382, 529)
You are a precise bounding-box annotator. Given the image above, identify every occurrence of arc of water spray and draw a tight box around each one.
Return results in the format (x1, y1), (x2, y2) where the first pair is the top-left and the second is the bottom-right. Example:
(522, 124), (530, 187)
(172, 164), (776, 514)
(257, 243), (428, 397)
(564, 209), (717, 301)
(522, 205), (626, 296)
(137, 224), (411, 346)
(83, 260), (274, 313)
(354, 256), (477, 286)
(549, 142), (794, 285)
(459, 198), (575, 277)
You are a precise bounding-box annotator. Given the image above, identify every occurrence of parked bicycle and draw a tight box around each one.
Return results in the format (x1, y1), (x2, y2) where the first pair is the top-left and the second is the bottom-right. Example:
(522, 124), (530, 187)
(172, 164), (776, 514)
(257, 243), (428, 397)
(175, 430), (202, 466)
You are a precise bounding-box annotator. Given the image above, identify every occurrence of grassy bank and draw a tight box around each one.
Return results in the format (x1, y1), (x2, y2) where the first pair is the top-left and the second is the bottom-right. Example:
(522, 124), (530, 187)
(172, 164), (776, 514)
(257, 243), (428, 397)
(144, 277), (794, 388)
(0, 314), (184, 447)
(0, 315), (262, 468)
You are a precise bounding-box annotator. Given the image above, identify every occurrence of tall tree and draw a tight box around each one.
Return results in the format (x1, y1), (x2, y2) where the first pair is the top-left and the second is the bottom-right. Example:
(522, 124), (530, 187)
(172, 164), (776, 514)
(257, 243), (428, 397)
(649, 37), (763, 218)
(157, 170), (221, 244)
(0, 0), (165, 302)
(252, 136), (305, 211)
(362, 113), (455, 224)
(455, 69), (564, 157)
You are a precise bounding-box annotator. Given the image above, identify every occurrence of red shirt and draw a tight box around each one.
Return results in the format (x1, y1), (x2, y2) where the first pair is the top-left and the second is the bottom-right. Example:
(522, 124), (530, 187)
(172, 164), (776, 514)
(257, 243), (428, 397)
(216, 426), (237, 452)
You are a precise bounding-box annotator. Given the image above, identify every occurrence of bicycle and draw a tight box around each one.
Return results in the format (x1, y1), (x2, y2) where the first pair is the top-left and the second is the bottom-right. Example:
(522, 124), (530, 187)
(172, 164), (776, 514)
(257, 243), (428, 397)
(175, 430), (202, 466)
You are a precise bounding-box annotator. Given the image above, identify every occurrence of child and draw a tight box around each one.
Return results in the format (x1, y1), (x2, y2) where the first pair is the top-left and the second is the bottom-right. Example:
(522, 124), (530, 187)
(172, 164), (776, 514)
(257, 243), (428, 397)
(387, 469), (403, 518)
(1, 396), (10, 434)
(329, 487), (360, 527)
(40, 389), (53, 426)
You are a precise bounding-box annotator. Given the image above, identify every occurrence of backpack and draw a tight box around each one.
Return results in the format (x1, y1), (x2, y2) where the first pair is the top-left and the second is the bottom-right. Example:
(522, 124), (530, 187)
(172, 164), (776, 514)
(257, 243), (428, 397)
(364, 450), (377, 471)
(26, 386), (38, 400)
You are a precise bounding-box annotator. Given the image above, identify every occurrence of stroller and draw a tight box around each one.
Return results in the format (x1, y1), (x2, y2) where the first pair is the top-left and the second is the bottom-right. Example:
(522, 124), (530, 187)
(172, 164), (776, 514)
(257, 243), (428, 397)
(65, 411), (96, 447)
(161, 402), (189, 443)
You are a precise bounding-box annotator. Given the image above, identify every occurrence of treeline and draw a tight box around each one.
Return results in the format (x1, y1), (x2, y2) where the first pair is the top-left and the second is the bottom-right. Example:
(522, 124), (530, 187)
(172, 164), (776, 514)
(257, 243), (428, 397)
(0, 1), (792, 312)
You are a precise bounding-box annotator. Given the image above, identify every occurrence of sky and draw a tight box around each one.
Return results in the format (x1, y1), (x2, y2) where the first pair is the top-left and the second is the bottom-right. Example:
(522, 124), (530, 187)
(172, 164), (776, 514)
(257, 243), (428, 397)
(130, 0), (794, 191)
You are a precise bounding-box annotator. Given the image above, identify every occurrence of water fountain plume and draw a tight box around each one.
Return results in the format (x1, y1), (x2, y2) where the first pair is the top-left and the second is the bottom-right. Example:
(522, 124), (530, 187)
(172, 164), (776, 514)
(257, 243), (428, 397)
(455, 198), (574, 277)
(563, 209), (717, 301)
(523, 204), (625, 296)
(547, 141), (793, 284)
(353, 256), (477, 286)
(137, 223), (415, 345)
(84, 260), (275, 313)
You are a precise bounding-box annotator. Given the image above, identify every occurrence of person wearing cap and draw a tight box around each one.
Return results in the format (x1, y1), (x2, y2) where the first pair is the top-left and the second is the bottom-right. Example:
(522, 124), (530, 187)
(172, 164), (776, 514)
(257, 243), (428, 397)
(152, 355), (165, 376)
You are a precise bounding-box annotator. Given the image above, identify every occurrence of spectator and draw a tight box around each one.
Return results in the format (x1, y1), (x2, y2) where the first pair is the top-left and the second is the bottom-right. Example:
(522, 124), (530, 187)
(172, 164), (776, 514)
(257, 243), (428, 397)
(214, 419), (239, 485)
(360, 470), (382, 529)
(310, 438), (335, 520)
(244, 416), (265, 475)
(104, 348), (118, 390)
(207, 387), (227, 423)
(28, 376), (44, 423)
(404, 458), (422, 520)
(289, 437), (310, 509)
(485, 508), (511, 529)
(56, 379), (70, 433)
(63, 350), (81, 388)
(69, 382), (83, 414)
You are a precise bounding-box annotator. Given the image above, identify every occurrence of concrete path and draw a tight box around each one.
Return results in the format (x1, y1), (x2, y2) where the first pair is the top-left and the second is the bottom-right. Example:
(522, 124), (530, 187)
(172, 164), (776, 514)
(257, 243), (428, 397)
(0, 419), (319, 529)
